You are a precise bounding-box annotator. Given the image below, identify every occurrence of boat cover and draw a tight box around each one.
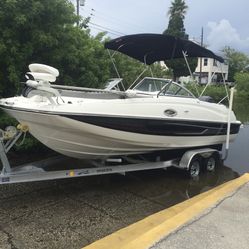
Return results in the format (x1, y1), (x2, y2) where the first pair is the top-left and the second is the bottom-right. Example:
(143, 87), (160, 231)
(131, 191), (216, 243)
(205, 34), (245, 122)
(104, 33), (224, 65)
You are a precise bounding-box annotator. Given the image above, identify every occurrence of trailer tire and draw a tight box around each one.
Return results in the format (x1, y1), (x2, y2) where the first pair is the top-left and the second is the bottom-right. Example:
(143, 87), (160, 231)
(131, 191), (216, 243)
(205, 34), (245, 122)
(205, 153), (219, 172)
(188, 156), (201, 178)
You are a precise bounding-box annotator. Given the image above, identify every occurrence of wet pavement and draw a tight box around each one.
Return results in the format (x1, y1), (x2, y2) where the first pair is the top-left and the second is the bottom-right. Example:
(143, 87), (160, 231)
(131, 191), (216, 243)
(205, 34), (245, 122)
(0, 164), (239, 249)
(0, 125), (248, 249)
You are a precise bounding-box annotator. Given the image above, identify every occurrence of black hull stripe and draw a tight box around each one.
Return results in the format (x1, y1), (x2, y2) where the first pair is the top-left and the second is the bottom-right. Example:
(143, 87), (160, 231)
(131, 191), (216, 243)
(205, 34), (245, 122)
(62, 115), (240, 136)
(0, 105), (241, 136)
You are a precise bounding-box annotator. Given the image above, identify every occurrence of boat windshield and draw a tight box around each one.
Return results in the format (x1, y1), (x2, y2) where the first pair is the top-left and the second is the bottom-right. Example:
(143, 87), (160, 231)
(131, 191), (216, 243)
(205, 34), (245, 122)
(132, 78), (170, 92)
(131, 77), (195, 98)
(159, 81), (195, 98)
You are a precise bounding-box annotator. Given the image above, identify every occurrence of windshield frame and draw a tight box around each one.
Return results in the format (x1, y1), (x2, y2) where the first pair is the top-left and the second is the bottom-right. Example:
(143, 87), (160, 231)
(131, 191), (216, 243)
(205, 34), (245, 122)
(157, 80), (196, 98)
(130, 77), (196, 98)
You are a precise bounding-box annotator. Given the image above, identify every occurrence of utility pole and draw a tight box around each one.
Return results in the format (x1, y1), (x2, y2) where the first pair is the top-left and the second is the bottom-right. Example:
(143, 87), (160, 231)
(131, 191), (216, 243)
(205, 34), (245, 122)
(199, 27), (204, 84)
(76, 0), (80, 26)
(76, 0), (80, 18)
(76, 0), (85, 26)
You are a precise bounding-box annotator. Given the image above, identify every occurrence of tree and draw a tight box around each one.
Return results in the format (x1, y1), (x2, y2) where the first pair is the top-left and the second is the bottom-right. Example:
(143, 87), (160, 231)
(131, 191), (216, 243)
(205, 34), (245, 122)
(168, 0), (188, 18)
(234, 72), (249, 98)
(222, 46), (249, 82)
(166, 0), (188, 38)
(163, 0), (197, 80)
(0, 0), (171, 99)
(0, 0), (72, 96)
(0, 0), (110, 97)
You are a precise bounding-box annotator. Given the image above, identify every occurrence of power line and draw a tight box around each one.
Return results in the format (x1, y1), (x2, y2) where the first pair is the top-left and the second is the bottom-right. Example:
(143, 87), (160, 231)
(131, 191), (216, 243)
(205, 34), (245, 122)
(83, 5), (146, 32)
(89, 22), (126, 36)
(88, 25), (121, 37)
(71, 1), (133, 37)
(73, 0), (142, 31)
(80, 8), (128, 36)
(81, 8), (142, 35)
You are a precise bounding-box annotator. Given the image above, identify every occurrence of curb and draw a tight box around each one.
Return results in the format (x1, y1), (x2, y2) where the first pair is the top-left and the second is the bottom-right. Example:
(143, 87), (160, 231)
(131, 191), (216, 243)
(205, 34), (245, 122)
(83, 173), (249, 249)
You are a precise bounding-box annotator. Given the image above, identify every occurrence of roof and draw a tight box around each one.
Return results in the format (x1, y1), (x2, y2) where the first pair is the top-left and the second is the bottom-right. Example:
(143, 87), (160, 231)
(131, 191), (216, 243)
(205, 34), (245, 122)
(104, 33), (224, 65)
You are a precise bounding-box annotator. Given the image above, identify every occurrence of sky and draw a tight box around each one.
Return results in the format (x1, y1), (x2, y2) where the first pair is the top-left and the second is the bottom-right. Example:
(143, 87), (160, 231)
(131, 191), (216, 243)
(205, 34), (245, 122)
(77, 0), (249, 54)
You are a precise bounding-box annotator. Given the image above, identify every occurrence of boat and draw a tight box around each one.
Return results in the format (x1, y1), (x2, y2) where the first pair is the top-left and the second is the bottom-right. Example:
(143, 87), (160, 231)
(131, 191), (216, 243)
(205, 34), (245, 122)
(0, 34), (241, 159)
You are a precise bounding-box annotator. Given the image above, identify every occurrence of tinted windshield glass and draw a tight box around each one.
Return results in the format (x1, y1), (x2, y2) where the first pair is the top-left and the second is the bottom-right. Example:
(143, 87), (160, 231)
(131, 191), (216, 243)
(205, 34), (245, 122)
(133, 78), (169, 92)
(160, 82), (194, 97)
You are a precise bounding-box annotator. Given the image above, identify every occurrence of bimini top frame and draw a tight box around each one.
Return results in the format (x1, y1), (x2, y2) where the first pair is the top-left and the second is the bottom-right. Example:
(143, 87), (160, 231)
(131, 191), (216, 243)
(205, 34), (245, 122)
(105, 33), (224, 65)
(105, 33), (225, 96)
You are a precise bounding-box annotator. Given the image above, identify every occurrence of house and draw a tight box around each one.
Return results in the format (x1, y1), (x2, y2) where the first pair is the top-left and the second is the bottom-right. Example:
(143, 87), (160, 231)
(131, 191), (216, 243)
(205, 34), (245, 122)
(194, 57), (228, 84)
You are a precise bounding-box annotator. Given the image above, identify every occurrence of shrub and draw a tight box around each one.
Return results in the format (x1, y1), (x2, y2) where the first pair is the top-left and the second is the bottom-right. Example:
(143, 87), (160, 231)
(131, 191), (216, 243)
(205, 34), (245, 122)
(185, 83), (228, 103)
(234, 73), (249, 98)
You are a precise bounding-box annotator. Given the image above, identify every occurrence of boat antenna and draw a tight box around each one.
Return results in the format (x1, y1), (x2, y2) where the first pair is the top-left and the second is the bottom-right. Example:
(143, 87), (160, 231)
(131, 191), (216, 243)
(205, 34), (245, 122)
(182, 51), (200, 96)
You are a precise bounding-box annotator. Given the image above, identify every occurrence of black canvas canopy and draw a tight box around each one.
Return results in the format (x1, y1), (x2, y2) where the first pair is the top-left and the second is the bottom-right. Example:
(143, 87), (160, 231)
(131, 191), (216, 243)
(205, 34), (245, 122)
(105, 33), (224, 65)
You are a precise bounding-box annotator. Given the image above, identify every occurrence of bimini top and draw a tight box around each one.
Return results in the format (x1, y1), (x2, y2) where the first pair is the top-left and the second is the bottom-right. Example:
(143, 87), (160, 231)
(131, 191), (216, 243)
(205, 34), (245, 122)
(105, 33), (224, 65)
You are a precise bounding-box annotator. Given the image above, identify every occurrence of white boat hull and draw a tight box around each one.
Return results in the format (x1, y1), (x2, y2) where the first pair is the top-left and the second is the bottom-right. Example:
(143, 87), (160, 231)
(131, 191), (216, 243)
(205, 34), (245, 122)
(2, 107), (238, 159)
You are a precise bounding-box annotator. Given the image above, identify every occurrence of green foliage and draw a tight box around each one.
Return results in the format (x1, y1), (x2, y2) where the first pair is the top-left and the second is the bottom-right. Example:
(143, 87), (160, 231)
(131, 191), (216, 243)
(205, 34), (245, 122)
(0, 110), (17, 129)
(0, 0), (76, 97)
(163, 0), (197, 79)
(13, 135), (49, 153)
(185, 83), (227, 103)
(111, 53), (172, 88)
(164, 58), (197, 79)
(165, 15), (187, 38)
(233, 96), (249, 124)
(167, 0), (188, 18)
(234, 72), (249, 98)
(222, 47), (249, 82)
(0, 0), (171, 95)
(0, 0), (111, 97)
(166, 0), (188, 37)
(54, 29), (111, 88)
(148, 63), (173, 79)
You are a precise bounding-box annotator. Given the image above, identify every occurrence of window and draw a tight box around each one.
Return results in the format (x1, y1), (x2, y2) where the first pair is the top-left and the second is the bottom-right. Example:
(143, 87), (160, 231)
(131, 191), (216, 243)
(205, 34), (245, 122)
(204, 58), (208, 66)
(213, 59), (217, 66)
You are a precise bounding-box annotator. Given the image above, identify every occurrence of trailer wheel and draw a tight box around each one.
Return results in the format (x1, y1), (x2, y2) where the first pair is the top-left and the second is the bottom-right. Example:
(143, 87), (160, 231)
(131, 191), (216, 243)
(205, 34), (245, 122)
(188, 156), (201, 178)
(205, 153), (219, 172)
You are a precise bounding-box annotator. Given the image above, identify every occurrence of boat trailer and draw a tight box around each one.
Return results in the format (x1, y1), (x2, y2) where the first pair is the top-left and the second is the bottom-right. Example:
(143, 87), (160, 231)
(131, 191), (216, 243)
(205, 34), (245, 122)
(0, 125), (221, 185)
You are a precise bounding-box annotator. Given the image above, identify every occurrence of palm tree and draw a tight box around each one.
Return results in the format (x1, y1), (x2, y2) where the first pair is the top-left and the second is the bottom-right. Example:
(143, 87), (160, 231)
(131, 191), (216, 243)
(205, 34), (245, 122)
(168, 0), (188, 19)
(163, 0), (196, 80)
(164, 0), (188, 38)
